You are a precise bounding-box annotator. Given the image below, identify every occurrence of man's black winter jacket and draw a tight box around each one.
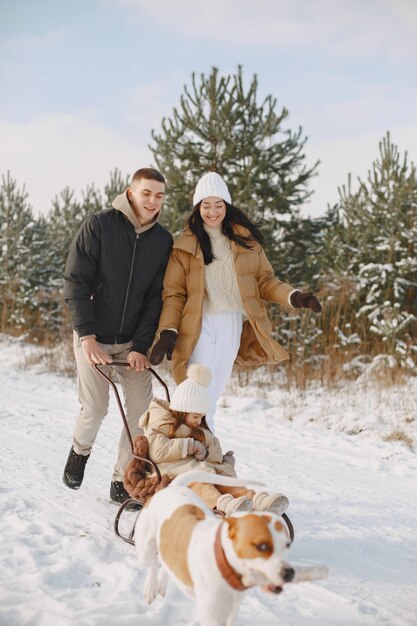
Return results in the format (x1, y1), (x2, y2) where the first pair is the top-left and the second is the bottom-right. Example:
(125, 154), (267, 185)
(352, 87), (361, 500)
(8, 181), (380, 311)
(63, 208), (173, 354)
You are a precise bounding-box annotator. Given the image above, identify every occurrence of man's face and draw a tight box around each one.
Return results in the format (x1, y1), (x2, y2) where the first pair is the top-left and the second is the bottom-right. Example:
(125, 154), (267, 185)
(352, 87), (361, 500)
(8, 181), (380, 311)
(128, 179), (165, 225)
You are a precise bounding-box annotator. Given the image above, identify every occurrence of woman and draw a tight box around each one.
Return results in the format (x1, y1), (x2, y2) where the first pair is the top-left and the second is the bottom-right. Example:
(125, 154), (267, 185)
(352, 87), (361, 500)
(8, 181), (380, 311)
(150, 172), (321, 431)
(138, 363), (289, 515)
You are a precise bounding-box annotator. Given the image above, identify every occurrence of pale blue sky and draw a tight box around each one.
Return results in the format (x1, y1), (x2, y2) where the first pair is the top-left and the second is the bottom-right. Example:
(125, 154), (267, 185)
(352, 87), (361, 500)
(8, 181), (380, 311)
(1, 0), (417, 216)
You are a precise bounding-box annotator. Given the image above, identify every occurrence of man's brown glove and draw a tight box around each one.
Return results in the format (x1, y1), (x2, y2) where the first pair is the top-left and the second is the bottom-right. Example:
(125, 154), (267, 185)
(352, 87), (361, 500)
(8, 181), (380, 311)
(290, 291), (322, 313)
(149, 330), (178, 365)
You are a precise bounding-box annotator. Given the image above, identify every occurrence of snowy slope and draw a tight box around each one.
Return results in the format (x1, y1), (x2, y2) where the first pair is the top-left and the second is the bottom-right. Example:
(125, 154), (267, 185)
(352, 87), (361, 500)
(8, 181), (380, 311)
(1, 336), (416, 626)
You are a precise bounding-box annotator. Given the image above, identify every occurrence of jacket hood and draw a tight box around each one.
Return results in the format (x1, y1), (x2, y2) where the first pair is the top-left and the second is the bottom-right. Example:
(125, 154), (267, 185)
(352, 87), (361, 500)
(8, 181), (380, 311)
(139, 398), (213, 439)
(173, 227), (201, 256)
(112, 190), (160, 234)
(139, 398), (172, 429)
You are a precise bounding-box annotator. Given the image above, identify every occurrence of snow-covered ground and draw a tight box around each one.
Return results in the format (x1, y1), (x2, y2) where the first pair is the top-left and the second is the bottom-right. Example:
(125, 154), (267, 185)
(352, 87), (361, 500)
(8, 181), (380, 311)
(1, 335), (416, 626)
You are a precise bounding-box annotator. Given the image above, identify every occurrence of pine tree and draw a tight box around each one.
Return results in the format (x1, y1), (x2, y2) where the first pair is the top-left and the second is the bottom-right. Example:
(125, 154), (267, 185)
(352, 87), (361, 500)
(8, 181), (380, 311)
(150, 66), (318, 263)
(334, 133), (417, 306)
(103, 168), (130, 207)
(328, 133), (417, 365)
(23, 215), (65, 340)
(46, 185), (102, 273)
(0, 172), (34, 331)
(272, 205), (341, 286)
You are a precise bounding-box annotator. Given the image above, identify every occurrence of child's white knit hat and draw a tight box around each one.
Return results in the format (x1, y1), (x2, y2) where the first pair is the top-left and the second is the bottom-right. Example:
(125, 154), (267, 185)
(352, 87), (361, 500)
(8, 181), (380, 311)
(193, 172), (232, 206)
(170, 364), (211, 414)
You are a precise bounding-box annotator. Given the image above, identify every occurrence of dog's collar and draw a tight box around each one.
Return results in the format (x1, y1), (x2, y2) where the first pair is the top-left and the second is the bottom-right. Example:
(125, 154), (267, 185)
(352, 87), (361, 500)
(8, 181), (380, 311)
(214, 523), (254, 592)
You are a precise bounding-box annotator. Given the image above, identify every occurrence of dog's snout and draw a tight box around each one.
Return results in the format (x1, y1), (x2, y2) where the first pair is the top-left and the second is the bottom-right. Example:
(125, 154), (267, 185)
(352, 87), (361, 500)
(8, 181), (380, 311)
(282, 566), (295, 583)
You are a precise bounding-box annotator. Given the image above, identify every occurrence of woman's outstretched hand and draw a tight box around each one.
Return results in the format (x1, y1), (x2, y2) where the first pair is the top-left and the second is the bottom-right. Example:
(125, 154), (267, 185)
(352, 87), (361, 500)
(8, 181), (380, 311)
(290, 290), (322, 313)
(149, 330), (178, 365)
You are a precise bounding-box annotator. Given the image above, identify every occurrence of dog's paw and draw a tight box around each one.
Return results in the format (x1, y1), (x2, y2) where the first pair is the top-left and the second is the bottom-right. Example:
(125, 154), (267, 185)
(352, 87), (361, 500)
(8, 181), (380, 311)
(157, 569), (168, 597)
(143, 567), (159, 604)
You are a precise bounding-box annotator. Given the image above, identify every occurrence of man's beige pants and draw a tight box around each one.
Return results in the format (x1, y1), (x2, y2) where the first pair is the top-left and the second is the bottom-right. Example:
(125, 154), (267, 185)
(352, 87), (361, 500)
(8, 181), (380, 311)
(72, 332), (153, 482)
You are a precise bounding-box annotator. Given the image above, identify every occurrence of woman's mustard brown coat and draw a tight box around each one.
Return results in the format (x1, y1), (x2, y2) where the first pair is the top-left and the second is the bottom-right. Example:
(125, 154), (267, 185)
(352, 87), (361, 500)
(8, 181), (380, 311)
(157, 226), (296, 383)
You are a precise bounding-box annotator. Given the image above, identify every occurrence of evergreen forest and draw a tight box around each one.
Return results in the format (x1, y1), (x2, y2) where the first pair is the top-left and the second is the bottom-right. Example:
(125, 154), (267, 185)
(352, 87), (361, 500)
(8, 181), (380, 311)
(1, 68), (416, 384)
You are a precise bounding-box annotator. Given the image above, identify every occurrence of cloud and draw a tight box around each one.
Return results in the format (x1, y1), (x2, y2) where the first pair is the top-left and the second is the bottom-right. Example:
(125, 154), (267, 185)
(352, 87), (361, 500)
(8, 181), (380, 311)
(123, 72), (188, 131)
(1, 28), (68, 53)
(113, 0), (417, 61)
(298, 85), (417, 140)
(0, 113), (152, 215)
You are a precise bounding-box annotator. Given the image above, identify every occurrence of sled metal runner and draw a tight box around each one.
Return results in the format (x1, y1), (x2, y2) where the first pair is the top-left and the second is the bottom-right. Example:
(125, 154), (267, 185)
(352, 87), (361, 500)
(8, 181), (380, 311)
(95, 362), (295, 545)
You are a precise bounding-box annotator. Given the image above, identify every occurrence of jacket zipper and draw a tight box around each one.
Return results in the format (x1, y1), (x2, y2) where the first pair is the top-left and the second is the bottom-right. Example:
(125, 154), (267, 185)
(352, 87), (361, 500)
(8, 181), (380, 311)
(118, 233), (139, 338)
(90, 282), (103, 301)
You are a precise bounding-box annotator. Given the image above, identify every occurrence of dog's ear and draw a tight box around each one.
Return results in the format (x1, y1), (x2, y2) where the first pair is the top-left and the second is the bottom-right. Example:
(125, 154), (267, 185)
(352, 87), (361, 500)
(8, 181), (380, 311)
(261, 514), (286, 534)
(274, 520), (286, 533)
(225, 517), (237, 540)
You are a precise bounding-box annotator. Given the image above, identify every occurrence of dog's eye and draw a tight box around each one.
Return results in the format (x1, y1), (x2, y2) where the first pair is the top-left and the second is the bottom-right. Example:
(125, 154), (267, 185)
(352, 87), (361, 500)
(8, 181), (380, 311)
(286, 542), (291, 548)
(254, 542), (272, 553)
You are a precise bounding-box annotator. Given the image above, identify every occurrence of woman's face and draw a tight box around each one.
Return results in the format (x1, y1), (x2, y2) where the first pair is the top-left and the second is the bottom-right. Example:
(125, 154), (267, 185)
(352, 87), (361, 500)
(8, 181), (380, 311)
(199, 197), (226, 228)
(184, 412), (205, 428)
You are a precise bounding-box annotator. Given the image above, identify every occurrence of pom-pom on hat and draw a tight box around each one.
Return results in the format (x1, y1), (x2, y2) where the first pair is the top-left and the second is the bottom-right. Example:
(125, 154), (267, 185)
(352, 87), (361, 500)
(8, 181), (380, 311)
(193, 172), (232, 206)
(169, 364), (211, 414)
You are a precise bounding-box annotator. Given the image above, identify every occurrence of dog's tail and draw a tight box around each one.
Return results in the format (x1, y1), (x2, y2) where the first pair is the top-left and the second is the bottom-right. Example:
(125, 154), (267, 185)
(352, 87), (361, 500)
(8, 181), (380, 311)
(171, 470), (264, 489)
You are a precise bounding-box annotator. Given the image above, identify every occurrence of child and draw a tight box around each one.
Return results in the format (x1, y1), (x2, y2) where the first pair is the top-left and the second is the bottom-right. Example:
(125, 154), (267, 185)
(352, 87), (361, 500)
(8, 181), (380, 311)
(139, 363), (289, 515)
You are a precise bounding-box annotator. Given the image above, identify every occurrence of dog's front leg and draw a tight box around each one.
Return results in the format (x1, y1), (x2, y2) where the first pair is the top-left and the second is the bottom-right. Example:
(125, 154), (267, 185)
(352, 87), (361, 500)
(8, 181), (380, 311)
(142, 558), (168, 603)
(225, 600), (240, 626)
(136, 509), (165, 603)
(157, 567), (168, 597)
(143, 563), (160, 604)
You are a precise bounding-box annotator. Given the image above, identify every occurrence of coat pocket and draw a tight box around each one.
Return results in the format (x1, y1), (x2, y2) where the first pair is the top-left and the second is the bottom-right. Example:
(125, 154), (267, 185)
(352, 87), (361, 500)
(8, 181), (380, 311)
(236, 320), (268, 364)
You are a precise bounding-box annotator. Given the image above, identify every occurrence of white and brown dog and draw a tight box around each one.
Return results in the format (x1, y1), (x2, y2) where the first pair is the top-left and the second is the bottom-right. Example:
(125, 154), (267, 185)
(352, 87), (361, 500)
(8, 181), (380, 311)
(134, 471), (327, 626)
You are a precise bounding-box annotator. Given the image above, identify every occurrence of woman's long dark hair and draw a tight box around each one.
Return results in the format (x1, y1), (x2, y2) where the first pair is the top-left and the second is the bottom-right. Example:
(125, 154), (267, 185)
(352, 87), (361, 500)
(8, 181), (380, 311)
(186, 202), (265, 265)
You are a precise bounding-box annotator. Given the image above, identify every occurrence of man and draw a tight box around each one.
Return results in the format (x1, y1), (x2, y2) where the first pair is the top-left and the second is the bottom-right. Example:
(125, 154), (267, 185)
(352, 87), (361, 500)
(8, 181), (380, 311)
(63, 168), (173, 505)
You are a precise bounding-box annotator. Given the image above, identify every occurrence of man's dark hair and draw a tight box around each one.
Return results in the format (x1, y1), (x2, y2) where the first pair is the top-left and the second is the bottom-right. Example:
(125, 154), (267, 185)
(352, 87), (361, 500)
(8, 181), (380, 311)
(131, 168), (166, 186)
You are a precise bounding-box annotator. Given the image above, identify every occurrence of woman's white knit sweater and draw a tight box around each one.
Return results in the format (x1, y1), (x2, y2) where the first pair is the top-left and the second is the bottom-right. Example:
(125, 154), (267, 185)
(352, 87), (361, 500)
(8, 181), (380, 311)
(203, 225), (244, 314)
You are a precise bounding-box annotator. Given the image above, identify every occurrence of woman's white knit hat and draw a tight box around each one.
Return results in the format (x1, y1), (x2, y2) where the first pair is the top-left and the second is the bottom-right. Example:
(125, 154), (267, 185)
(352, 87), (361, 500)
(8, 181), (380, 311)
(193, 172), (232, 206)
(170, 364), (212, 414)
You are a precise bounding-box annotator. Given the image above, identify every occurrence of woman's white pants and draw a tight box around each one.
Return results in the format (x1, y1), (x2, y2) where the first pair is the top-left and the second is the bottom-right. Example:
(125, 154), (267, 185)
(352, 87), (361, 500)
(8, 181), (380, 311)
(189, 311), (243, 432)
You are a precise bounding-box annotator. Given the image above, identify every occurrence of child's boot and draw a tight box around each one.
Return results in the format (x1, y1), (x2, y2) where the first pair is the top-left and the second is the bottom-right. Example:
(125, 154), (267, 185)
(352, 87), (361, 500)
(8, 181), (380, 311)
(252, 491), (289, 515)
(216, 494), (253, 515)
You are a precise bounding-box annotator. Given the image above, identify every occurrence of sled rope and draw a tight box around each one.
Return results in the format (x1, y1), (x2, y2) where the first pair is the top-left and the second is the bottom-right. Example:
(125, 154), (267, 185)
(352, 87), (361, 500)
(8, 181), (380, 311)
(124, 435), (172, 502)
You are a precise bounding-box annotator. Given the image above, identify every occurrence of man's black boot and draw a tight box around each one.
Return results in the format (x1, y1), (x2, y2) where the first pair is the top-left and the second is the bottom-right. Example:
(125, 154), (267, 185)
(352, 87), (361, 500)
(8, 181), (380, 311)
(63, 447), (90, 489)
(110, 481), (141, 510)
